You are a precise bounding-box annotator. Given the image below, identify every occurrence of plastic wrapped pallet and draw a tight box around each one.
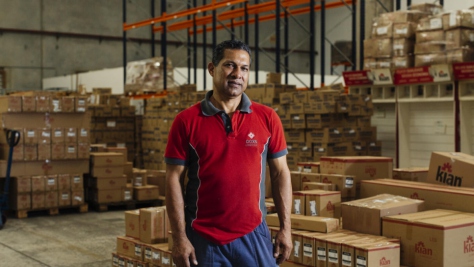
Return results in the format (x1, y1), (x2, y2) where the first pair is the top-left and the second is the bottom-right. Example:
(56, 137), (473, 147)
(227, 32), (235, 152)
(393, 22), (417, 39)
(393, 38), (414, 57)
(363, 58), (377, 70)
(392, 56), (414, 69)
(446, 48), (474, 64)
(414, 53), (447, 67)
(417, 14), (444, 32)
(409, 3), (443, 15)
(414, 41), (450, 55)
(445, 29), (474, 49)
(415, 30), (445, 43)
(374, 38), (393, 58)
(442, 10), (474, 30)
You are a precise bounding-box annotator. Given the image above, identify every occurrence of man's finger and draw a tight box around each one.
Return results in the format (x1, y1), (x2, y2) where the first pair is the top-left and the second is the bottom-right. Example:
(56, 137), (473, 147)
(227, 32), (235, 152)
(190, 250), (198, 266)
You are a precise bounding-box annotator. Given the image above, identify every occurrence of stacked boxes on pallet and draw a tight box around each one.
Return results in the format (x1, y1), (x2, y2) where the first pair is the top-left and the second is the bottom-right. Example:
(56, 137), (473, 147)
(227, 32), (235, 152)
(0, 93), (89, 212)
(365, 3), (474, 69)
(112, 206), (172, 267)
(88, 88), (137, 163)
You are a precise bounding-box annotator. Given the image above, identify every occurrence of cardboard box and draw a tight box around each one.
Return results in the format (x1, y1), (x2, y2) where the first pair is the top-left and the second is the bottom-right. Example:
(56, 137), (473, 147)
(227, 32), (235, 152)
(50, 96), (62, 112)
(393, 38), (414, 57)
(0, 96), (22, 112)
(147, 170), (167, 197)
(51, 128), (65, 144)
(51, 143), (65, 160)
(61, 96), (75, 112)
(31, 175), (45, 192)
(134, 185), (159, 201)
(354, 241), (400, 267)
(320, 156), (393, 190)
(21, 96), (36, 112)
(326, 234), (369, 267)
(58, 191), (71, 206)
(442, 10), (474, 30)
(393, 167), (428, 182)
(427, 152), (474, 187)
(65, 143), (77, 159)
(116, 236), (144, 261)
(266, 72), (282, 84)
(314, 231), (354, 267)
(38, 128), (51, 144)
(384, 212), (474, 267)
(31, 192), (46, 209)
(445, 29), (474, 48)
(125, 209), (141, 239)
(306, 128), (343, 144)
(292, 191), (306, 215)
(290, 171), (302, 191)
(90, 152), (124, 166)
(303, 190), (340, 217)
(320, 173), (356, 198)
(71, 190), (84, 205)
(70, 174), (83, 190)
(77, 143), (90, 159)
(133, 169), (148, 187)
(37, 143), (51, 161)
(301, 182), (336, 191)
(76, 96), (88, 112)
(23, 145), (37, 161)
(417, 15), (444, 31)
(12, 176), (31, 193)
(44, 190), (58, 208)
(23, 128), (38, 145)
(139, 207), (168, 244)
(415, 53), (447, 67)
(88, 176), (127, 189)
(266, 213), (339, 233)
(90, 165), (124, 178)
(45, 175), (58, 191)
(393, 22), (417, 38)
(447, 48), (474, 64)
(91, 188), (123, 203)
(77, 128), (90, 143)
(57, 174), (70, 191)
(341, 194), (424, 235)
(10, 193), (31, 210)
(0, 143), (23, 161)
(382, 209), (462, 266)
(36, 95), (50, 112)
(297, 162), (320, 173)
(290, 230), (311, 263)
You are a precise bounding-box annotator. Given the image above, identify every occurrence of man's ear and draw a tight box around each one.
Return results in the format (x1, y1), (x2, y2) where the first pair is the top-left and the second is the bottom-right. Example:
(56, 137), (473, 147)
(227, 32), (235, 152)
(208, 62), (215, 77)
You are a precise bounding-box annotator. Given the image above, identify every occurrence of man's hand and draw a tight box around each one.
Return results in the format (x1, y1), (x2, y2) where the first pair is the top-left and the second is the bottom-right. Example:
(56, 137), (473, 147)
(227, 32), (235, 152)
(172, 237), (198, 267)
(273, 229), (293, 265)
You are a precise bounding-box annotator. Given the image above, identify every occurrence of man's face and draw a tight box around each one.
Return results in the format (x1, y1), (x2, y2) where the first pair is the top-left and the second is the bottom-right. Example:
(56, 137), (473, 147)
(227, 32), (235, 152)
(208, 48), (250, 99)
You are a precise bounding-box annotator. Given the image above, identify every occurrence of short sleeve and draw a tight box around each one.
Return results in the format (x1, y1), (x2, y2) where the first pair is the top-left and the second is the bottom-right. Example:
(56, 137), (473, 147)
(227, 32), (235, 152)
(164, 114), (188, 165)
(267, 109), (288, 159)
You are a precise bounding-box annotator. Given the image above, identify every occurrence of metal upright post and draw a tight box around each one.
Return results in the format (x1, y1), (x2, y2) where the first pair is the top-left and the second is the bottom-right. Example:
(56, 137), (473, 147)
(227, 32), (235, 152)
(193, 0), (197, 84)
(244, 2), (249, 44)
(123, 0), (127, 84)
(321, 0), (326, 87)
(231, 6), (235, 40)
(396, 0), (401, 10)
(187, 2), (191, 84)
(360, 0), (365, 70)
(284, 7), (289, 84)
(352, 0), (356, 70)
(407, 0), (411, 8)
(276, 0), (281, 72)
(151, 0), (155, 57)
(439, 0), (443, 6)
(203, 0), (207, 89)
(254, 0), (259, 84)
(213, 9), (217, 49)
(161, 0), (167, 90)
(309, 0), (315, 90)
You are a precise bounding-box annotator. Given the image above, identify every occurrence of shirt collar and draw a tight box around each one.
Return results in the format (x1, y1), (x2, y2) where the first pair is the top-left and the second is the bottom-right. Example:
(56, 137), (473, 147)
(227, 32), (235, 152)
(201, 90), (252, 116)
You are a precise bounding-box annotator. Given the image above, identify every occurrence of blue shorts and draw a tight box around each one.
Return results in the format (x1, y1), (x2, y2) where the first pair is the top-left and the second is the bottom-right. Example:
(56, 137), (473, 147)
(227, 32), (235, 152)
(186, 220), (278, 267)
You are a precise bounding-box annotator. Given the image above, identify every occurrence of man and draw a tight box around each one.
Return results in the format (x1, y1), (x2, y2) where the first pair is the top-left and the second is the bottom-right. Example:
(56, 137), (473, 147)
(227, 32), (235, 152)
(165, 39), (292, 267)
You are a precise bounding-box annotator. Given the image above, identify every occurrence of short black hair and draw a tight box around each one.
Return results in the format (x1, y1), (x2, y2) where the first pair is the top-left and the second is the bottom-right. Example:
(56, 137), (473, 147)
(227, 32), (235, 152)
(212, 39), (252, 66)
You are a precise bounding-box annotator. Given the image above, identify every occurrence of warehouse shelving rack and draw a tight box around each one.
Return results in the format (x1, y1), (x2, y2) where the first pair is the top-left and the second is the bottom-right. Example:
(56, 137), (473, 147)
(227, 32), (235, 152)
(122, 0), (358, 92)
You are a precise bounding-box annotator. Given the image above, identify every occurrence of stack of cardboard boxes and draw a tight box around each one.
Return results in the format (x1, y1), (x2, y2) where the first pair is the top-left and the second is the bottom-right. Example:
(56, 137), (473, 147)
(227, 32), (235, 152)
(113, 206), (172, 267)
(86, 152), (131, 205)
(248, 84), (379, 170)
(0, 93), (89, 213)
(365, 3), (474, 69)
(88, 88), (137, 163)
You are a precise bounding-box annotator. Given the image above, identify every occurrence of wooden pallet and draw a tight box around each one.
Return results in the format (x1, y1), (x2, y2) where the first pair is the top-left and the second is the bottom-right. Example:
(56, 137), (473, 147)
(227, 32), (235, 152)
(13, 204), (89, 219)
(90, 199), (163, 212)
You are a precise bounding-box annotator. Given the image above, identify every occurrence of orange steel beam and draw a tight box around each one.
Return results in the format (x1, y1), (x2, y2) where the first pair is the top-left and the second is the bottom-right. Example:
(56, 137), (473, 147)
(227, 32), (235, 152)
(123, 0), (246, 31)
(155, 0), (311, 33)
(188, 0), (352, 35)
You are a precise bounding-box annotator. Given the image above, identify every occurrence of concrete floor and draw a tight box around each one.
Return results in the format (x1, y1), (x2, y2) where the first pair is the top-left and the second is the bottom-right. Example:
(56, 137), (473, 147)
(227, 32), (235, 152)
(0, 209), (125, 267)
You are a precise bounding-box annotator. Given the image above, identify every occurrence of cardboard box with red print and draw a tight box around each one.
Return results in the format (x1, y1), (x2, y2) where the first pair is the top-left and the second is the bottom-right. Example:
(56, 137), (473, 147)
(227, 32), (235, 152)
(427, 152), (474, 188)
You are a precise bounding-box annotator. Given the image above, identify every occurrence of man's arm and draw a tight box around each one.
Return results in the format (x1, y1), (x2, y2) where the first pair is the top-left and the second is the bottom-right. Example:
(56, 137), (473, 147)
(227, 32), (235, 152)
(166, 164), (198, 267)
(268, 155), (293, 264)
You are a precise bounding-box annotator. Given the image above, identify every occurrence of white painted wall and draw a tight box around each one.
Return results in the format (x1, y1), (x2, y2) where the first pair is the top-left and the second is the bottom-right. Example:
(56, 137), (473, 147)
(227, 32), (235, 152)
(402, 0), (474, 11)
(43, 67), (344, 94)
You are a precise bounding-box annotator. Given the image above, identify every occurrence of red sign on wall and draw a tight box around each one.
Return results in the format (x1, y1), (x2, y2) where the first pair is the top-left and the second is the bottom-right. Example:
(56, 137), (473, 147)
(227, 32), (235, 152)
(342, 70), (373, 86)
(453, 62), (474, 80)
(393, 65), (451, 85)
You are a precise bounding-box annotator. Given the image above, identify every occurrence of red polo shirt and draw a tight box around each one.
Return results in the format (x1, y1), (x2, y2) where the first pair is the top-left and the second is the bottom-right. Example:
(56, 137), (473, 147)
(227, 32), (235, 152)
(165, 90), (287, 245)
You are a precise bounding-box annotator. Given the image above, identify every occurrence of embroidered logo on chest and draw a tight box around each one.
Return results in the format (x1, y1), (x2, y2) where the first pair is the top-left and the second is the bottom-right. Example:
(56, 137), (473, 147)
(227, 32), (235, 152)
(246, 132), (257, 146)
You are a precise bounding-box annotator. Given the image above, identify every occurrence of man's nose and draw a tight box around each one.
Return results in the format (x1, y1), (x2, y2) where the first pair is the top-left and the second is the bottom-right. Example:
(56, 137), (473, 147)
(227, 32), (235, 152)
(230, 67), (242, 78)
